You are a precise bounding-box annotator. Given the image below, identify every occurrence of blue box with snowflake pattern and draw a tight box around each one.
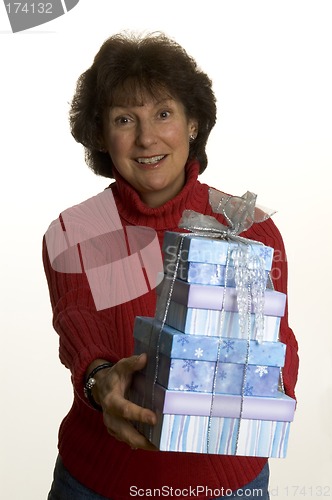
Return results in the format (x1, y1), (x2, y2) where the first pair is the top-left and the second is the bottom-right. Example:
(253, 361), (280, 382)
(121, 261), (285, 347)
(134, 317), (286, 364)
(162, 232), (274, 274)
(133, 317), (285, 396)
(142, 352), (281, 396)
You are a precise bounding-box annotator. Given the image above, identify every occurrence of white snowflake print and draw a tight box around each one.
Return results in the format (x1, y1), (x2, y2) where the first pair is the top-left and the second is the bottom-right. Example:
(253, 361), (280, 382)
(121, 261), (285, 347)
(255, 365), (268, 377)
(195, 348), (204, 358)
(210, 275), (220, 285)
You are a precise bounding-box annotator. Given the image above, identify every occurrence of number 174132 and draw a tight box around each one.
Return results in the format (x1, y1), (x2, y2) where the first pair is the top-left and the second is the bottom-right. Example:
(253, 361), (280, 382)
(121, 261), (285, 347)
(5, 3), (53, 14)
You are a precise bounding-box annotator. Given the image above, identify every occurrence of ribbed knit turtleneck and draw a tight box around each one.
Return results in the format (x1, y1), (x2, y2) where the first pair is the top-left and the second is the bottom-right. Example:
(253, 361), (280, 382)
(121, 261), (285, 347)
(42, 161), (298, 500)
(110, 160), (212, 231)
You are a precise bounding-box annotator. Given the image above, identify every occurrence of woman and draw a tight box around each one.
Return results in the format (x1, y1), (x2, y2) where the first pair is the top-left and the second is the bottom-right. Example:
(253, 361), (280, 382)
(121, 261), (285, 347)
(43, 32), (299, 499)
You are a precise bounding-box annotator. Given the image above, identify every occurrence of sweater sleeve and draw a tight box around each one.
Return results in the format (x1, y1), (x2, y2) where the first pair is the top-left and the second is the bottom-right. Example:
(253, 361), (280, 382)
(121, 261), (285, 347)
(42, 233), (119, 404)
(244, 218), (299, 399)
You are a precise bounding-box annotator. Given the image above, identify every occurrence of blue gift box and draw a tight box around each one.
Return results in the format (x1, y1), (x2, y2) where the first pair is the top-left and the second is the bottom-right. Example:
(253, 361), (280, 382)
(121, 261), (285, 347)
(143, 413), (291, 457)
(134, 317), (284, 397)
(129, 374), (295, 457)
(163, 231), (274, 270)
(163, 257), (271, 287)
(164, 300), (281, 341)
(135, 349), (281, 396)
(134, 317), (285, 364)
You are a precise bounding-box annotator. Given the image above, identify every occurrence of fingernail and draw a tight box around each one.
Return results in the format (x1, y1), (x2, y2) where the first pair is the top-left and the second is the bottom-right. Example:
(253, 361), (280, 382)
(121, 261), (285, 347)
(146, 415), (155, 425)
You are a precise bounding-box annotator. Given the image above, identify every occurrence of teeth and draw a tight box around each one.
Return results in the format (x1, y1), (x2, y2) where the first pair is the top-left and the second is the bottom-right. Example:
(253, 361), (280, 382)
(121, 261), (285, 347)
(137, 155), (165, 164)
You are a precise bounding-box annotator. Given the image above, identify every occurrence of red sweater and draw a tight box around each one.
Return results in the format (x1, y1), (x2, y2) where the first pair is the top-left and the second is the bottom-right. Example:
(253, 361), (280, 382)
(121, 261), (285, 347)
(42, 161), (299, 499)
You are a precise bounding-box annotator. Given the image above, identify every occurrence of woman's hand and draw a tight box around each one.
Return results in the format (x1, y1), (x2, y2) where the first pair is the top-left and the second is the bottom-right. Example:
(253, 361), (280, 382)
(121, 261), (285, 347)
(88, 354), (158, 451)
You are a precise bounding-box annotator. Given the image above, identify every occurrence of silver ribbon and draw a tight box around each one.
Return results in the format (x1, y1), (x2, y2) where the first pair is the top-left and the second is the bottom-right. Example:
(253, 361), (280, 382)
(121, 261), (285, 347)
(179, 188), (275, 240)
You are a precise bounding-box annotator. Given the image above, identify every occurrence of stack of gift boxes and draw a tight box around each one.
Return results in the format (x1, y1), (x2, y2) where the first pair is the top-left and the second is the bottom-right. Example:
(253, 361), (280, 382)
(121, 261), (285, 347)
(129, 231), (296, 457)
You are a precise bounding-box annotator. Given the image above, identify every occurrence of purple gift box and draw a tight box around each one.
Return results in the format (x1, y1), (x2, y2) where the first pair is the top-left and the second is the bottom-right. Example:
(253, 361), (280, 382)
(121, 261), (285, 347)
(164, 301), (281, 340)
(157, 279), (286, 315)
(129, 374), (295, 457)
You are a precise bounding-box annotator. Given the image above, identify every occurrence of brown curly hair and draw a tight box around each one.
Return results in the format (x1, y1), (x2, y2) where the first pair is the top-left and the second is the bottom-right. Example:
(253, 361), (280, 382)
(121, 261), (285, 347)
(69, 32), (217, 178)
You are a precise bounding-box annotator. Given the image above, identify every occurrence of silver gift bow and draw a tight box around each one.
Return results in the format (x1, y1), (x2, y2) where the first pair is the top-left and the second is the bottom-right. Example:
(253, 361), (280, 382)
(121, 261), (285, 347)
(179, 188), (276, 239)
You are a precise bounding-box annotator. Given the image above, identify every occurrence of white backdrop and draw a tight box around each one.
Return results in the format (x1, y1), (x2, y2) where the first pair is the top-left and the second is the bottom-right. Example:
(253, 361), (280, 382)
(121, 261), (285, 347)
(1, 1), (331, 498)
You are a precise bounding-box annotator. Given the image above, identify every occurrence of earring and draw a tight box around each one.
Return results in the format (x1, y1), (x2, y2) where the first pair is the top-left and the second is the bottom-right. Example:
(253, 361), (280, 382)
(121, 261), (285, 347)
(189, 134), (196, 143)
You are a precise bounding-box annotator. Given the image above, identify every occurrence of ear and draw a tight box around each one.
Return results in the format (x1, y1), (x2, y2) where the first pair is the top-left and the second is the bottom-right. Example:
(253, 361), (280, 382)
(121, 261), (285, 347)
(188, 119), (198, 139)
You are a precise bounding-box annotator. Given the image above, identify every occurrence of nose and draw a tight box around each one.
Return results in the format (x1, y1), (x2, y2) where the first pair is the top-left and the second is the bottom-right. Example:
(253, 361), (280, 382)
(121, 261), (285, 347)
(135, 120), (157, 148)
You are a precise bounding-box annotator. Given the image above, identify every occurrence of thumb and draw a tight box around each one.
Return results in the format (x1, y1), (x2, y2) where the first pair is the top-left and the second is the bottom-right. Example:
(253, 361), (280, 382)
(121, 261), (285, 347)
(132, 353), (148, 371)
(122, 353), (148, 374)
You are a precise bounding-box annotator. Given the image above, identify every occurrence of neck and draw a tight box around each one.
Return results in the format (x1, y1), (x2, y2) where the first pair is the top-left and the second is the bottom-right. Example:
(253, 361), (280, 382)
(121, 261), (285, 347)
(139, 172), (186, 208)
(110, 159), (210, 231)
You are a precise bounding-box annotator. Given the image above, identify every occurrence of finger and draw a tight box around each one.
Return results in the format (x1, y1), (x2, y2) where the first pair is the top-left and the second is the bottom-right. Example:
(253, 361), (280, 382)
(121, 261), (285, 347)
(105, 393), (157, 426)
(117, 353), (148, 375)
(106, 416), (158, 451)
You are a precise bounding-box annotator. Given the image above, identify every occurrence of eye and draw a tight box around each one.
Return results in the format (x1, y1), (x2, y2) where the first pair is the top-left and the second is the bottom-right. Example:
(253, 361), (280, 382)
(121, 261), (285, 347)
(159, 110), (171, 120)
(115, 115), (131, 125)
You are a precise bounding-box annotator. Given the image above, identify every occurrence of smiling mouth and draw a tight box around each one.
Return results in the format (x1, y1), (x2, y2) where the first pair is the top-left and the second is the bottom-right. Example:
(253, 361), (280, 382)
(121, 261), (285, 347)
(136, 155), (166, 165)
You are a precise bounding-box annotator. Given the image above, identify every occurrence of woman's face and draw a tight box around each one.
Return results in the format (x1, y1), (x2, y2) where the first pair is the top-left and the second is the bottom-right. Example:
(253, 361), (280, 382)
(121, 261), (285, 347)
(103, 94), (197, 207)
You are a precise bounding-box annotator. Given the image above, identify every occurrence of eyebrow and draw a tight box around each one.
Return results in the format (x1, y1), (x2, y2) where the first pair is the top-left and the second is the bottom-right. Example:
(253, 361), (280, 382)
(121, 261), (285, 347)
(110, 98), (174, 110)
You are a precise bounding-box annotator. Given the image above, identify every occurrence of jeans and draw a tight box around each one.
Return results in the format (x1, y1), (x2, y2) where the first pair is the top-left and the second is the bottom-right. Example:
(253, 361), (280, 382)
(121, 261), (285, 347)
(48, 455), (270, 500)
(47, 456), (110, 500)
(212, 462), (270, 499)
